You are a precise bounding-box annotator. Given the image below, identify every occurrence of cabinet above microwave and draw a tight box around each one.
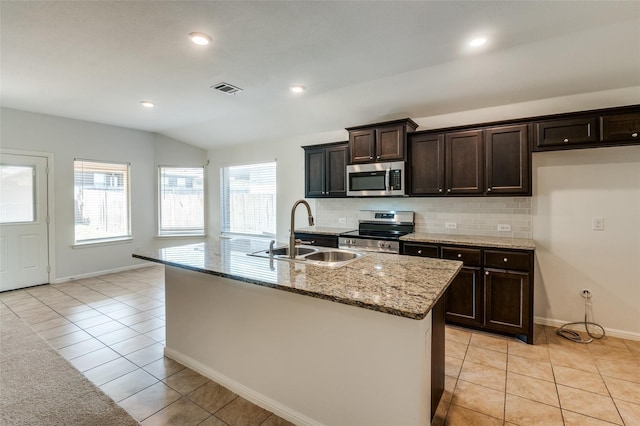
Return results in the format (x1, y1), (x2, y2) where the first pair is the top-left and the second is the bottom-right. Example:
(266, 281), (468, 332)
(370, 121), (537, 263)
(346, 118), (417, 164)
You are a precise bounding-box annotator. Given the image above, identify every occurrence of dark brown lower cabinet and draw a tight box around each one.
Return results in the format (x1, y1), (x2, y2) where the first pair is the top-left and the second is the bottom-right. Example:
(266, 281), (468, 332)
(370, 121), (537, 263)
(401, 241), (534, 344)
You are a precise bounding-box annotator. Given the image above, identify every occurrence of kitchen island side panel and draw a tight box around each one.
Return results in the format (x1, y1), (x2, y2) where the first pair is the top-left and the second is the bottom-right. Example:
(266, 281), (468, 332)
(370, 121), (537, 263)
(164, 265), (432, 426)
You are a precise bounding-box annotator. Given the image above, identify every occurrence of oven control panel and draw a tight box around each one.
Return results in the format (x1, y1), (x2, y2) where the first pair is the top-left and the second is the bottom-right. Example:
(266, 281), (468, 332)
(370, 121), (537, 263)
(339, 237), (399, 254)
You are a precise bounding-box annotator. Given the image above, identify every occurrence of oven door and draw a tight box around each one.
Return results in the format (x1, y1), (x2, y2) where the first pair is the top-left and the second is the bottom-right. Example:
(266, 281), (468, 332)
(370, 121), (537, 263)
(346, 162), (405, 197)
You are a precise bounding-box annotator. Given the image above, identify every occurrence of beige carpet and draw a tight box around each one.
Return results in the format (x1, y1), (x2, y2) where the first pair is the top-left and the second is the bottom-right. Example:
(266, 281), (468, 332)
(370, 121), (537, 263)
(0, 314), (139, 426)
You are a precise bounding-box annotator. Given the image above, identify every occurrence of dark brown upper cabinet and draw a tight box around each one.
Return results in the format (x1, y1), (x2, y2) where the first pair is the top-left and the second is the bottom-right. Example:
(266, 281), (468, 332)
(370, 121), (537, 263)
(534, 117), (597, 149)
(485, 124), (530, 195)
(409, 133), (445, 195)
(346, 118), (417, 164)
(601, 112), (640, 143)
(445, 130), (484, 195)
(303, 142), (348, 198)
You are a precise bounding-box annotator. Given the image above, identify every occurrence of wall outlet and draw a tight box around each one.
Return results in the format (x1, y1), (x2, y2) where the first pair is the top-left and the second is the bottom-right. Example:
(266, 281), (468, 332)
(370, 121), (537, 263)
(592, 217), (604, 231)
(445, 222), (457, 230)
(497, 224), (511, 232)
(338, 218), (346, 224)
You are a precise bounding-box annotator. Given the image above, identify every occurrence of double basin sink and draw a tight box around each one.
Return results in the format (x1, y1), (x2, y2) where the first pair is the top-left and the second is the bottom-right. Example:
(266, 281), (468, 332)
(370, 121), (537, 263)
(249, 245), (365, 268)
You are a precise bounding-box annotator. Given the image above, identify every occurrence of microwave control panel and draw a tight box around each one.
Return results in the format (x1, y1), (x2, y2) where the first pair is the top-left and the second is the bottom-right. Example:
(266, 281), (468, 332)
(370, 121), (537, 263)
(390, 169), (402, 190)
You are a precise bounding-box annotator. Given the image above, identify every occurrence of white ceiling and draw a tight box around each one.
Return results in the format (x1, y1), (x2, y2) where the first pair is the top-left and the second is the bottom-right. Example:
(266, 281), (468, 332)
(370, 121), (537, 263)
(2, 1), (639, 150)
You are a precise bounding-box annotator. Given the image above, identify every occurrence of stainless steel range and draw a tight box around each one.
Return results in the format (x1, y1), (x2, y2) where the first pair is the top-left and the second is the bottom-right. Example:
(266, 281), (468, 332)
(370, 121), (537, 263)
(339, 210), (415, 254)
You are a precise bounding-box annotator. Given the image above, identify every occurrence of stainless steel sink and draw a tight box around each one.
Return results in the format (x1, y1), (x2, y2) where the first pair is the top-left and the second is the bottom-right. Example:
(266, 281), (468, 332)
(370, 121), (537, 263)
(248, 245), (364, 268)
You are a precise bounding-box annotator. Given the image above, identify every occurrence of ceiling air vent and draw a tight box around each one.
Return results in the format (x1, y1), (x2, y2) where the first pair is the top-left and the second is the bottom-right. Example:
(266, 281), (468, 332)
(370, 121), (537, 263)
(211, 82), (243, 95)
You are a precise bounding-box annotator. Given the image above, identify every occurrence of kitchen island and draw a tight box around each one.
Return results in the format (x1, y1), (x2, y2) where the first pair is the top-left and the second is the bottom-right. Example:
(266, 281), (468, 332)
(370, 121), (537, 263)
(133, 238), (462, 426)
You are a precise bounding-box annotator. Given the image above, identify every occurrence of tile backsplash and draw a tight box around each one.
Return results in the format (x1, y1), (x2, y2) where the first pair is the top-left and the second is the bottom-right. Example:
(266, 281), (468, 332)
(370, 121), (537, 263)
(314, 197), (532, 239)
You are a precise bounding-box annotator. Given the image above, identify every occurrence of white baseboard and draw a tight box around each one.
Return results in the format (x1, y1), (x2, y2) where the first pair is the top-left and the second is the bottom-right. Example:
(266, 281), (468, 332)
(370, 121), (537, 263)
(164, 347), (322, 426)
(535, 316), (640, 342)
(52, 263), (157, 284)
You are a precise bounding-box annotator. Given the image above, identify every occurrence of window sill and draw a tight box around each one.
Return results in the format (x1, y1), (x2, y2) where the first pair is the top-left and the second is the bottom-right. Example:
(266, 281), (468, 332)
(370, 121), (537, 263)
(72, 237), (133, 249)
(156, 234), (206, 239)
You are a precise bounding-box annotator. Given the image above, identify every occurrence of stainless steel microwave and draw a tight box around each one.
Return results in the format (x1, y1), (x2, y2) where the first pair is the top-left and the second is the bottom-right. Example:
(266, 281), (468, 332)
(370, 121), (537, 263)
(346, 161), (406, 197)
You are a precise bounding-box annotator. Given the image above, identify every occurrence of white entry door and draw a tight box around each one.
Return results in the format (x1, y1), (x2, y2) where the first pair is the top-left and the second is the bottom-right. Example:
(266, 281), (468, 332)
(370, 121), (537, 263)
(0, 153), (50, 291)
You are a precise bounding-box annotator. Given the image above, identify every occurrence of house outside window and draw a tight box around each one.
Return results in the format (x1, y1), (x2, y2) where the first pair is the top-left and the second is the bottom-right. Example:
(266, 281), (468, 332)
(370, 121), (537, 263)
(158, 166), (205, 236)
(221, 162), (276, 238)
(74, 159), (130, 244)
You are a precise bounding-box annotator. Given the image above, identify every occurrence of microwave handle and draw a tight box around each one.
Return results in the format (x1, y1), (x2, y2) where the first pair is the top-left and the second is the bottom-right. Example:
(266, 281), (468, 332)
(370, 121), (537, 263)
(385, 168), (390, 192)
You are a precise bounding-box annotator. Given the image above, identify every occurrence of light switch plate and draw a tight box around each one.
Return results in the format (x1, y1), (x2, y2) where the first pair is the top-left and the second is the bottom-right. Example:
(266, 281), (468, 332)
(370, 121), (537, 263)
(338, 218), (346, 224)
(445, 222), (457, 229)
(592, 217), (604, 231)
(497, 224), (511, 232)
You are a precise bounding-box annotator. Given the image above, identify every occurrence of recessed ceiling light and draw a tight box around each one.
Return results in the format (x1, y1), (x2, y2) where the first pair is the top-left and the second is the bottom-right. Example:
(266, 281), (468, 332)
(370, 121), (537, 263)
(469, 37), (487, 47)
(290, 84), (305, 94)
(140, 101), (155, 108)
(189, 32), (212, 46)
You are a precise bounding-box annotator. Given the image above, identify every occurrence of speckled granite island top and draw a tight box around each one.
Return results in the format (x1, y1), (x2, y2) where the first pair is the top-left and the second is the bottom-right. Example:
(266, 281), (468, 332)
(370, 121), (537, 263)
(133, 238), (462, 320)
(401, 233), (536, 250)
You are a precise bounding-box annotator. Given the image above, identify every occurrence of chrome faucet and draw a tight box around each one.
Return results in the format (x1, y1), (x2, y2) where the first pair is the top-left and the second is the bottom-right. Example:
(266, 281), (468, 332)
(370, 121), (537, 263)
(289, 199), (314, 259)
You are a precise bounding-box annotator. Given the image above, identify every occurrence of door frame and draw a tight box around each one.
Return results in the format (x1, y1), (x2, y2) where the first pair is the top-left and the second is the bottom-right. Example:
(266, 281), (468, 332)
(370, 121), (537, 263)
(1, 148), (55, 285)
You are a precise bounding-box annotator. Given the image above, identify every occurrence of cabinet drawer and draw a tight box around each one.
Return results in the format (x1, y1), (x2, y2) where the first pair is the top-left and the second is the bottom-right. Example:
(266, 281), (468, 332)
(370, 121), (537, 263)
(535, 117), (597, 148)
(600, 113), (640, 143)
(441, 247), (482, 266)
(403, 243), (439, 258)
(484, 250), (530, 271)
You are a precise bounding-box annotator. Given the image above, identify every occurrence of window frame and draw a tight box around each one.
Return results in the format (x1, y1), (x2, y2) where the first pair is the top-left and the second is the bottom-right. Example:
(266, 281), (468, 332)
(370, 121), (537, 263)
(73, 159), (131, 246)
(157, 165), (206, 237)
(220, 161), (277, 239)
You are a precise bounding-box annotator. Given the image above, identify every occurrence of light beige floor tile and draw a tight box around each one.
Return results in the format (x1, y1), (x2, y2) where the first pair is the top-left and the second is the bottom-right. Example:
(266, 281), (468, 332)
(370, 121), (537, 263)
(29, 315), (72, 331)
(444, 404), (502, 426)
(110, 334), (156, 356)
(36, 322), (81, 339)
(96, 327), (141, 346)
(84, 319), (127, 337)
(459, 360), (506, 392)
(73, 313), (114, 329)
(464, 345), (507, 370)
(595, 358), (640, 384)
(603, 375), (640, 405)
(141, 396), (210, 426)
(432, 396), (450, 426)
(504, 394), (563, 425)
(143, 357), (186, 380)
(187, 380), (237, 414)
(506, 371), (559, 407)
(508, 340), (550, 362)
(119, 381), (181, 421)
(451, 380), (505, 420)
(164, 368), (210, 395)
(553, 364), (609, 395)
(624, 339), (640, 357)
(614, 399), (640, 426)
(46, 329), (93, 349)
(199, 416), (229, 426)
(469, 332), (509, 353)
(99, 368), (159, 402)
(214, 396), (271, 426)
(117, 311), (157, 326)
(549, 347), (599, 374)
(106, 306), (142, 320)
(445, 355), (463, 378)
(446, 340), (468, 360)
(445, 326), (472, 345)
(84, 357), (139, 386)
(68, 346), (121, 372)
(130, 317), (165, 334)
(57, 337), (106, 360)
(562, 410), (620, 425)
(125, 342), (164, 367)
(557, 384), (623, 425)
(507, 353), (554, 382)
(144, 327), (165, 342)
(63, 308), (102, 322)
(589, 344), (637, 363)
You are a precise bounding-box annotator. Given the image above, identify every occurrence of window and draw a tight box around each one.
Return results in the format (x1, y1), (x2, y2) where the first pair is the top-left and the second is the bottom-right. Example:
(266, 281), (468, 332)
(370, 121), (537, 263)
(74, 159), (130, 244)
(0, 164), (35, 223)
(158, 166), (205, 236)
(221, 162), (276, 238)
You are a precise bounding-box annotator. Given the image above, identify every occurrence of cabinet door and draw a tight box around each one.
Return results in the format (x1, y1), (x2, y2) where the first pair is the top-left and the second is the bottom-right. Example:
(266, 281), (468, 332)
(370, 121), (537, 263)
(600, 112), (640, 143)
(445, 266), (483, 327)
(484, 268), (530, 335)
(445, 130), (483, 195)
(485, 124), (530, 195)
(409, 133), (445, 195)
(402, 243), (439, 258)
(535, 117), (597, 149)
(325, 144), (348, 196)
(376, 124), (405, 161)
(349, 129), (375, 163)
(305, 148), (325, 197)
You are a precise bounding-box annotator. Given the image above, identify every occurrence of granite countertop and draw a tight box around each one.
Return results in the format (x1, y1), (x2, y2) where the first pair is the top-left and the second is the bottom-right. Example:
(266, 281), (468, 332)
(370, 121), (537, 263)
(294, 226), (355, 236)
(401, 233), (536, 250)
(133, 238), (462, 320)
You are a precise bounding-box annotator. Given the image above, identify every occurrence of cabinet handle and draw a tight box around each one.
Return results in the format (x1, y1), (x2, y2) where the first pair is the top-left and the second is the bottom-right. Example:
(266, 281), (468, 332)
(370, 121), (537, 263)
(632, 132), (638, 138)
(438, 188), (443, 193)
(377, 155), (380, 159)
(563, 138), (569, 143)
(485, 271), (490, 276)
(369, 156), (373, 160)
(418, 250), (422, 254)
(504, 257), (508, 262)
(487, 187), (492, 192)
(457, 253), (462, 258)
(447, 189), (452, 193)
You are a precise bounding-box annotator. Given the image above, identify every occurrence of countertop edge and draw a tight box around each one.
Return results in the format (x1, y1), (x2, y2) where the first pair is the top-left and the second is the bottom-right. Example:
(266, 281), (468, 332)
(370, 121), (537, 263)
(400, 233), (536, 250)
